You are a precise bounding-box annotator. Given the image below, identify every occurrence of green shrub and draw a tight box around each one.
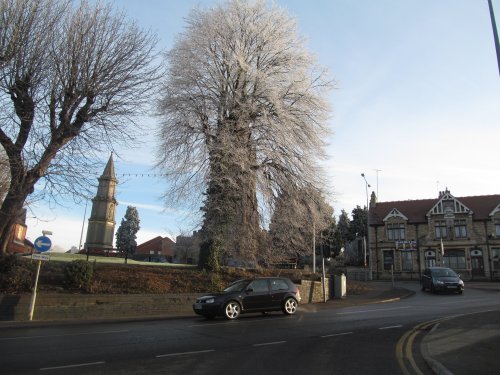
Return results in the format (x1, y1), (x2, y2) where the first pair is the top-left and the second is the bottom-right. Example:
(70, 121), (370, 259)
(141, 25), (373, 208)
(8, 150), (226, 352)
(63, 260), (93, 289)
(0, 255), (35, 293)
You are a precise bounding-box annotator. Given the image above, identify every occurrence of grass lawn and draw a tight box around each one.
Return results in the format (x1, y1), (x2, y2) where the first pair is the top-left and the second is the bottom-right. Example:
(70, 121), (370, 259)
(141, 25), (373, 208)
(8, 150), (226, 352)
(33, 252), (196, 268)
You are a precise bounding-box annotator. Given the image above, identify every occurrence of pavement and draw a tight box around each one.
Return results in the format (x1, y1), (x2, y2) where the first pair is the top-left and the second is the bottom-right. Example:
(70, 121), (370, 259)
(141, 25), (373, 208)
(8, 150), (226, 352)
(1, 280), (499, 374)
(419, 281), (500, 375)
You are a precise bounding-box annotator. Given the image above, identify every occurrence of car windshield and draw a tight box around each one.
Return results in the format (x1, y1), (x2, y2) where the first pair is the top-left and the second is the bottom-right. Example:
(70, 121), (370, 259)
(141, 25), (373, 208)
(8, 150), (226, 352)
(432, 269), (458, 277)
(223, 280), (249, 293)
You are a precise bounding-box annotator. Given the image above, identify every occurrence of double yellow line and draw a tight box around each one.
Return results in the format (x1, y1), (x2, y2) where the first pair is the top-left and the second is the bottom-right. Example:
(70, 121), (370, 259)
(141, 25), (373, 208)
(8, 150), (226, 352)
(396, 319), (440, 375)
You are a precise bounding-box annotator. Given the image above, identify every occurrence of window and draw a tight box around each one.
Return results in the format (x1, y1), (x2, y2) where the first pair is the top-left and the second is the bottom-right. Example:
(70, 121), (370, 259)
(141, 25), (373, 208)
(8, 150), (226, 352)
(493, 248), (500, 271)
(270, 279), (289, 291)
(443, 249), (466, 269)
(435, 220), (447, 239)
(454, 219), (467, 238)
(401, 251), (413, 271)
(496, 219), (500, 237)
(248, 279), (269, 293)
(383, 251), (394, 270)
(387, 223), (405, 241)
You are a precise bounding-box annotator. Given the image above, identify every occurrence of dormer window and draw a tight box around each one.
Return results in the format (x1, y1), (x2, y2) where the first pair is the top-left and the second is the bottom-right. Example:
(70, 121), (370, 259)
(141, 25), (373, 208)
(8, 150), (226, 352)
(387, 223), (405, 241)
(454, 219), (467, 238)
(435, 220), (447, 239)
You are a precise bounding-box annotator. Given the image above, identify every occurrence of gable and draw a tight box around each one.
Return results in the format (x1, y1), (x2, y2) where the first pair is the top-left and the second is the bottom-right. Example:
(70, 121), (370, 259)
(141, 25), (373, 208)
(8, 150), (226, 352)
(427, 191), (472, 217)
(383, 208), (408, 222)
(491, 203), (500, 217)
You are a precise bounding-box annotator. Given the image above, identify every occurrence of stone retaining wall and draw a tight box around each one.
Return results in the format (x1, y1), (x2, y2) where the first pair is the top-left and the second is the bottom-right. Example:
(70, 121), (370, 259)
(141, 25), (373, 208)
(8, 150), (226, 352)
(0, 279), (332, 321)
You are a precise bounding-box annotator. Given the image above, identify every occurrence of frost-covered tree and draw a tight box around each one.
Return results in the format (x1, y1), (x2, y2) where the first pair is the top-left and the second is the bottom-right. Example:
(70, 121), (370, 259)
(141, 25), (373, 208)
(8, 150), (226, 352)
(268, 186), (333, 263)
(157, 0), (333, 268)
(115, 206), (140, 264)
(0, 0), (160, 255)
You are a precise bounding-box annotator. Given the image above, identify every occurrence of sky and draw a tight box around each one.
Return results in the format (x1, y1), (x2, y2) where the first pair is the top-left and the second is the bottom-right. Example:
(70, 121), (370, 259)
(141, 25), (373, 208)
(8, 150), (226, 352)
(26, 0), (500, 252)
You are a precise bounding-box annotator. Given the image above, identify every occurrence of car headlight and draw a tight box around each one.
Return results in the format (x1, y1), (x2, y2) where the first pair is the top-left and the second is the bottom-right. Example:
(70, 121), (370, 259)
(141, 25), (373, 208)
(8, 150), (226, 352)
(459, 280), (464, 286)
(205, 298), (215, 304)
(436, 280), (444, 285)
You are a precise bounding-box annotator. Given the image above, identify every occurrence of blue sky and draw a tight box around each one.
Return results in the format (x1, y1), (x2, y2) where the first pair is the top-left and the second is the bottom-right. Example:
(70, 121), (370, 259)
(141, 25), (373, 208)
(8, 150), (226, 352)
(26, 0), (500, 251)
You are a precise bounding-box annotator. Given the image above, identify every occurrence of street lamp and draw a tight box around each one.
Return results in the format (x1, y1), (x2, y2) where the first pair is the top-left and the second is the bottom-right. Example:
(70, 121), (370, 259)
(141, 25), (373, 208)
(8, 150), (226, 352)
(361, 173), (372, 280)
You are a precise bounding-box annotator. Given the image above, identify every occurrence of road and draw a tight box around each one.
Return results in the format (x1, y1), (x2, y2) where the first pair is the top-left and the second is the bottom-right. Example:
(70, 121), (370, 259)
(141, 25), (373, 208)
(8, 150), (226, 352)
(1, 282), (499, 374)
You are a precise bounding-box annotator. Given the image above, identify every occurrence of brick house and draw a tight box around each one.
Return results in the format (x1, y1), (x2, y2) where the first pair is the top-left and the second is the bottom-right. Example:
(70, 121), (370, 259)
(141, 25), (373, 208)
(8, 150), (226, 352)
(369, 189), (500, 281)
(134, 236), (176, 262)
(6, 208), (33, 254)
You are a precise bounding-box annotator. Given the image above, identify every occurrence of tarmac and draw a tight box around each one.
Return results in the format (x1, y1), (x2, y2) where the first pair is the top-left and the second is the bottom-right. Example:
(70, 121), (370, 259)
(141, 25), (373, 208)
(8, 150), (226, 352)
(1, 280), (499, 374)
(299, 280), (500, 375)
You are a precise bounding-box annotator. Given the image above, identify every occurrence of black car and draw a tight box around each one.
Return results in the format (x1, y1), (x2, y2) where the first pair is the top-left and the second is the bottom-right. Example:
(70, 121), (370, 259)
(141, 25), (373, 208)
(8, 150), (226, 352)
(421, 266), (464, 294)
(193, 277), (301, 320)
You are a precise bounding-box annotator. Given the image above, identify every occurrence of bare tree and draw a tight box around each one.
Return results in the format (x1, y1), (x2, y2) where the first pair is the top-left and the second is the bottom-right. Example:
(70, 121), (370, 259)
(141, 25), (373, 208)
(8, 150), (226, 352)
(0, 147), (9, 201)
(0, 0), (160, 255)
(157, 0), (333, 268)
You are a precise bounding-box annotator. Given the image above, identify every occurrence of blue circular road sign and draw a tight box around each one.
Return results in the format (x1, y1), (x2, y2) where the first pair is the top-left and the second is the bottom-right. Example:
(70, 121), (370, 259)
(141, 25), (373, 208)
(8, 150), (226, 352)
(34, 236), (52, 253)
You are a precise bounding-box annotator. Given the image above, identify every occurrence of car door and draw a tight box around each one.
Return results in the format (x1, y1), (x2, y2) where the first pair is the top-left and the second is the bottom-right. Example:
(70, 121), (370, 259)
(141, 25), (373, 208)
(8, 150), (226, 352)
(241, 279), (271, 311)
(269, 278), (290, 308)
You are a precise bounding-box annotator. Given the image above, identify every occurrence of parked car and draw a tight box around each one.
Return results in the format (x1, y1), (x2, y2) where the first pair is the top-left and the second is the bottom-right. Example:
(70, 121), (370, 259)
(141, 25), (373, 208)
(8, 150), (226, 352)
(193, 277), (301, 320)
(421, 266), (464, 294)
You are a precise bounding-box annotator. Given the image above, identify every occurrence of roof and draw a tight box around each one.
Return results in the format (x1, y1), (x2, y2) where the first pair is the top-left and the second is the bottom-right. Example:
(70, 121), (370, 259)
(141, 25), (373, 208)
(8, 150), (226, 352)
(369, 194), (500, 226)
(101, 153), (116, 180)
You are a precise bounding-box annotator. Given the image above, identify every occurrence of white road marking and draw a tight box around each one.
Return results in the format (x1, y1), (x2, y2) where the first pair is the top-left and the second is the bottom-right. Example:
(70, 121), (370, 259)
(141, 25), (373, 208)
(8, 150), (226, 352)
(156, 349), (215, 358)
(188, 316), (291, 327)
(253, 341), (287, 347)
(321, 331), (353, 338)
(379, 325), (403, 330)
(0, 330), (129, 341)
(336, 306), (411, 315)
(40, 361), (105, 371)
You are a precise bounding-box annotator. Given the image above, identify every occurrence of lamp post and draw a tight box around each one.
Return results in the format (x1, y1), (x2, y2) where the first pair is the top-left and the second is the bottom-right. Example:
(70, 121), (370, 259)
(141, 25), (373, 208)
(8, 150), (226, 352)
(361, 173), (373, 280)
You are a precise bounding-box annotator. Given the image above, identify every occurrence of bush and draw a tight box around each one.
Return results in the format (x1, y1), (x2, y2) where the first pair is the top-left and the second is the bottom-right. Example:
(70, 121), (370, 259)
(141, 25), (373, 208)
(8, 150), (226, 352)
(0, 255), (35, 293)
(64, 260), (93, 290)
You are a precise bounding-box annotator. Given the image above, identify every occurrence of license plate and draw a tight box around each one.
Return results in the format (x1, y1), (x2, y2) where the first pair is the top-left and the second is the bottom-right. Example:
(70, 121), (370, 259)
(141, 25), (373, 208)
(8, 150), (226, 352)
(194, 303), (202, 309)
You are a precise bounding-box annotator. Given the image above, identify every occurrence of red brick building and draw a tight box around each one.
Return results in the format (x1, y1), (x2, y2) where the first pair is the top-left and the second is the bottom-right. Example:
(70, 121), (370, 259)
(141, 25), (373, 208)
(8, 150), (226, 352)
(134, 236), (176, 262)
(6, 209), (33, 254)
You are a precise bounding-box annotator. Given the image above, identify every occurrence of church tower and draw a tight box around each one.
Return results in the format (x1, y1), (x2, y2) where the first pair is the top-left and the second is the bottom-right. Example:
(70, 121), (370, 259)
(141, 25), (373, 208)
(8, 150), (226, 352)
(84, 154), (118, 253)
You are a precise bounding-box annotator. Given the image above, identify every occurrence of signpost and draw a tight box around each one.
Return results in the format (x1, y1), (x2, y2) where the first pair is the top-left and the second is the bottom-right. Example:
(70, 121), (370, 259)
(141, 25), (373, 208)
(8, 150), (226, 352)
(34, 236), (52, 253)
(29, 232), (52, 321)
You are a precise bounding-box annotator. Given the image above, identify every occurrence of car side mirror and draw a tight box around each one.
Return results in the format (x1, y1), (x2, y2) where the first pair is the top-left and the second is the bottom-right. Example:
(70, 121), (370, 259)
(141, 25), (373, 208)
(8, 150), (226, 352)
(246, 287), (254, 293)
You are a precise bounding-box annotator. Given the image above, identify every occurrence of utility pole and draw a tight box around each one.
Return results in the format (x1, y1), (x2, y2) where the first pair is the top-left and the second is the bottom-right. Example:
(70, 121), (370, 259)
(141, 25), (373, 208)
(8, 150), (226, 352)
(361, 173), (373, 280)
(489, 0), (500, 76)
(373, 169), (381, 200)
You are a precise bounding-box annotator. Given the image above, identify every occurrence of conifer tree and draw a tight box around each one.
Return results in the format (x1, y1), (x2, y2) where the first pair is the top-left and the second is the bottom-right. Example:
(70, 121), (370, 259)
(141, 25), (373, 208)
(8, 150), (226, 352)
(115, 206), (140, 264)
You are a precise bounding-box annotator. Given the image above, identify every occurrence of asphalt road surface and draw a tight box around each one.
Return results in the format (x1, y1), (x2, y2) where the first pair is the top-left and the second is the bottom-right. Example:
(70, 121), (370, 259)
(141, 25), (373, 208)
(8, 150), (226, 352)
(1, 282), (499, 375)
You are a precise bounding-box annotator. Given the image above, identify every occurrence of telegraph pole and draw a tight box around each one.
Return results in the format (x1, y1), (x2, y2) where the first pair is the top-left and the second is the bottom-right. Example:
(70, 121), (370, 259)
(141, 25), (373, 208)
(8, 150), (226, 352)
(489, 0), (500, 76)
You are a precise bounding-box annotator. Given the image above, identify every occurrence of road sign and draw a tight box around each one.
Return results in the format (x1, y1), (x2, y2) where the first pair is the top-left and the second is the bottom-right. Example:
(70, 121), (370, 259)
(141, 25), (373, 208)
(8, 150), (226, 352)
(32, 253), (50, 261)
(34, 236), (52, 252)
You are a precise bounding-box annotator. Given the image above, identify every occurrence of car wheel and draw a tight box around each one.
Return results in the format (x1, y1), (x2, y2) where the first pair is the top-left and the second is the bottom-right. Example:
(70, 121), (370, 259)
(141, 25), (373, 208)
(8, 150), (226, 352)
(421, 284), (426, 292)
(282, 297), (298, 315)
(458, 289), (464, 295)
(431, 284), (436, 294)
(224, 301), (241, 320)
